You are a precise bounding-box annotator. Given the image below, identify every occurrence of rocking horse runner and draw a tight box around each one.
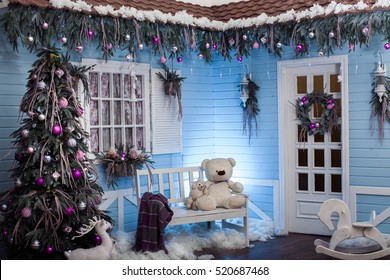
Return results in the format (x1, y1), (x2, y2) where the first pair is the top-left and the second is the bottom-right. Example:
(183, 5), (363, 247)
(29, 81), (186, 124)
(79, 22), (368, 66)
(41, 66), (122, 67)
(314, 199), (390, 260)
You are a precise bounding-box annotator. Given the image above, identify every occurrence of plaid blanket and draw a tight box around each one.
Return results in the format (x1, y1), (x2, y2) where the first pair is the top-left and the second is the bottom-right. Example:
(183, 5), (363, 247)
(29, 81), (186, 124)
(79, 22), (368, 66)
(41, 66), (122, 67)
(133, 192), (173, 253)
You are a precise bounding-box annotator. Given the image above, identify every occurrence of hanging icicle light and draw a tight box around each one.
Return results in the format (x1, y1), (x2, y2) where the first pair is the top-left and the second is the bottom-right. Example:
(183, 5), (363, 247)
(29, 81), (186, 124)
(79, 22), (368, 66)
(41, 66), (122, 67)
(374, 52), (387, 102)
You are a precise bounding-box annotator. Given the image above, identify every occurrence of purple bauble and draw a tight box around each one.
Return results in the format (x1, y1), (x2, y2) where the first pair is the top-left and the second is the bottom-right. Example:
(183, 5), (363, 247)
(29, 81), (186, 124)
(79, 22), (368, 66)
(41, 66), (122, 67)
(384, 43), (390, 50)
(296, 44), (303, 52)
(36, 177), (44, 186)
(15, 153), (24, 161)
(46, 247), (53, 254)
(95, 235), (102, 245)
(65, 207), (73, 216)
(212, 43), (217, 50)
(2, 229), (8, 237)
(153, 37), (159, 44)
(52, 125), (62, 135)
(237, 56), (243, 62)
(177, 57), (183, 63)
(309, 123), (316, 129)
(87, 29), (94, 37)
(21, 207), (32, 218)
(72, 169), (82, 180)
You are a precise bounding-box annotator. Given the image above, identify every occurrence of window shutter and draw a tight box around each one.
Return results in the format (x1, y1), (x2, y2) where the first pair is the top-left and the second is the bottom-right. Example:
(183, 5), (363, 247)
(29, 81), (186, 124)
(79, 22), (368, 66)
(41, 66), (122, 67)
(151, 68), (183, 154)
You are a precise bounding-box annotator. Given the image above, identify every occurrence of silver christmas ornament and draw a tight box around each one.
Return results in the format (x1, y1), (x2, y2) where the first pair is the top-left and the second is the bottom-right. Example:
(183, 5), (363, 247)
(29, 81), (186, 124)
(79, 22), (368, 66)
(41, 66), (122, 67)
(15, 178), (22, 187)
(30, 240), (41, 250)
(21, 129), (29, 138)
(309, 31), (315, 39)
(77, 201), (87, 211)
(37, 81), (46, 90)
(43, 155), (52, 164)
(125, 34), (131, 41)
(38, 114), (46, 121)
(65, 126), (75, 133)
(0, 204), (7, 212)
(52, 171), (60, 181)
(27, 146), (35, 154)
(67, 138), (77, 147)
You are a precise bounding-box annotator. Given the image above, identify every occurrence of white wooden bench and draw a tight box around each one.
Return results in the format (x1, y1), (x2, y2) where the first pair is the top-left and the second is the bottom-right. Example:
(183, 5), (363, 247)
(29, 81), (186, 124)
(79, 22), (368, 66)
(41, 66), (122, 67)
(136, 166), (249, 247)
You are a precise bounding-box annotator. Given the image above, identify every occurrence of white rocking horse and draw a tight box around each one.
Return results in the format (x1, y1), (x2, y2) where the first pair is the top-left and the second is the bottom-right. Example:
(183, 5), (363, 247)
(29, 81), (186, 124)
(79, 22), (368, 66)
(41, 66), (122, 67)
(314, 198), (390, 260)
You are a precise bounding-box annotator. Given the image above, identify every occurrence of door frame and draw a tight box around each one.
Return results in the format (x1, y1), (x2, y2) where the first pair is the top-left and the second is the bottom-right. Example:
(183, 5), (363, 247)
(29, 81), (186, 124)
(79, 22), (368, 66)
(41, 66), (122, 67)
(276, 55), (350, 235)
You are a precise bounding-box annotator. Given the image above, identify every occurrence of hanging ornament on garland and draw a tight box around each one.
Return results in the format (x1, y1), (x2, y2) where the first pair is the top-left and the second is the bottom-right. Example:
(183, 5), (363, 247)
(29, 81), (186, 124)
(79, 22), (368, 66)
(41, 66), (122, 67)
(241, 74), (260, 145)
(370, 52), (390, 141)
(295, 89), (339, 138)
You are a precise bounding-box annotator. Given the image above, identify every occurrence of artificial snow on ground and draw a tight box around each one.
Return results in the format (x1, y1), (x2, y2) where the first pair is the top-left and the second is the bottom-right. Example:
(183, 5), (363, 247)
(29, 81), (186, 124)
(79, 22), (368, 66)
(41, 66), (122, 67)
(111, 218), (274, 260)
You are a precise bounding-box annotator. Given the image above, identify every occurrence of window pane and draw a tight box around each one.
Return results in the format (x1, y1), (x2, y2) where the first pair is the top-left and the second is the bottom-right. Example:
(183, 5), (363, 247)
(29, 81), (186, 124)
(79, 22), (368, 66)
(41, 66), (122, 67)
(331, 149), (341, 167)
(89, 72), (99, 97)
(124, 74), (131, 98)
(125, 128), (133, 146)
(90, 128), (99, 152)
(331, 174), (342, 193)
(313, 75), (324, 91)
(113, 73), (121, 98)
(298, 173), (308, 191)
(101, 73), (110, 98)
(297, 76), (307, 94)
(114, 128), (122, 145)
(103, 128), (111, 151)
(135, 75), (143, 98)
(136, 101), (143, 125)
(314, 173), (325, 192)
(330, 74), (341, 93)
(124, 101), (132, 125)
(102, 101), (110, 125)
(313, 101), (324, 118)
(114, 101), (121, 125)
(314, 149), (324, 167)
(136, 127), (144, 150)
(298, 149), (308, 167)
(90, 100), (99, 125)
(335, 98), (341, 118)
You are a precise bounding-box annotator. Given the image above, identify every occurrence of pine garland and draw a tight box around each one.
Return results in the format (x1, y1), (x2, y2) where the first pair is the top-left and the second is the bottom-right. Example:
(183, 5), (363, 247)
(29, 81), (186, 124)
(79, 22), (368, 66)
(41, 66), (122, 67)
(370, 74), (390, 140)
(242, 76), (260, 144)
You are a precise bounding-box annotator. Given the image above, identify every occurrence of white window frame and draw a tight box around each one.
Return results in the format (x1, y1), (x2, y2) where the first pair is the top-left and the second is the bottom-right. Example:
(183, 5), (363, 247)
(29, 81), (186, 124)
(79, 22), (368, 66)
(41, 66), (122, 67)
(81, 59), (151, 154)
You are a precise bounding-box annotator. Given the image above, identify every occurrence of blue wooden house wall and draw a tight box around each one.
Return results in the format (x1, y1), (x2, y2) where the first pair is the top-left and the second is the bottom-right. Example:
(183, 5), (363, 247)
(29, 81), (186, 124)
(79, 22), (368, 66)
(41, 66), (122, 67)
(0, 7), (389, 233)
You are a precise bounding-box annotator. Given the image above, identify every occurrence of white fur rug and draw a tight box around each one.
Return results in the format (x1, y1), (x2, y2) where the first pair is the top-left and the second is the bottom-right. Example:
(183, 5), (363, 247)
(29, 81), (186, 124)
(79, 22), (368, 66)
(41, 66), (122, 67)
(111, 218), (274, 260)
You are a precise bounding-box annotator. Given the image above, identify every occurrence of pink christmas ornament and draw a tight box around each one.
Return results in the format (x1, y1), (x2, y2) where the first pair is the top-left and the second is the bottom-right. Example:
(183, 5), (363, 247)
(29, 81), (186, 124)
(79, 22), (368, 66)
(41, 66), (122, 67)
(177, 57), (183, 63)
(94, 195), (102, 205)
(55, 68), (64, 78)
(253, 42), (260, 49)
(129, 150), (137, 159)
(197, 53), (203, 60)
(61, 36), (67, 44)
(46, 247), (54, 254)
(212, 43), (217, 50)
(72, 169), (82, 180)
(21, 207), (32, 218)
(76, 150), (85, 161)
(59, 97), (68, 108)
(242, 34), (248, 40)
(138, 43), (144, 50)
(87, 29), (94, 37)
(260, 37), (267, 44)
(52, 125), (62, 135)
(296, 44), (303, 52)
(229, 38), (235, 46)
(2, 229), (8, 237)
(153, 37), (159, 44)
(160, 56), (167, 63)
(42, 22), (49, 30)
(205, 43), (210, 49)
(105, 43), (113, 50)
(27, 147), (35, 154)
(384, 43), (390, 50)
(75, 45), (83, 53)
(237, 56), (243, 62)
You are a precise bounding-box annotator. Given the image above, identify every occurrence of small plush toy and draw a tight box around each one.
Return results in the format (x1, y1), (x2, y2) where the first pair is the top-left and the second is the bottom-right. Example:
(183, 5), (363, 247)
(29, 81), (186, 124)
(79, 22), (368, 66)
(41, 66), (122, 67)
(195, 157), (246, 211)
(185, 180), (208, 210)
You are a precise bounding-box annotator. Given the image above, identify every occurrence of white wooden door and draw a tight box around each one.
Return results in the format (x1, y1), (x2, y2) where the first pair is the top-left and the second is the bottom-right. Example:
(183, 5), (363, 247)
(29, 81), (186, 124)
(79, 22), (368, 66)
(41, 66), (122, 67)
(278, 56), (349, 236)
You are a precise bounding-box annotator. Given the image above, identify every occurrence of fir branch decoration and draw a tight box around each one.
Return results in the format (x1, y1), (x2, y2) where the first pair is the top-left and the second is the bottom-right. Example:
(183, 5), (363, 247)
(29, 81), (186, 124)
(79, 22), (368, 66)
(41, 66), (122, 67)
(94, 144), (154, 189)
(295, 90), (339, 139)
(242, 76), (260, 144)
(156, 63), (186, 120)
(370, 64), (390, 141)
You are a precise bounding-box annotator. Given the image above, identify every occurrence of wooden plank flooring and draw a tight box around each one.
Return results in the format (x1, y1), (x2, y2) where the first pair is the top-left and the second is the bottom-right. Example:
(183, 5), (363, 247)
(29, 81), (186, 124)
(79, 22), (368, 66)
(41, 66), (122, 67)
(195, 233), (390, 260)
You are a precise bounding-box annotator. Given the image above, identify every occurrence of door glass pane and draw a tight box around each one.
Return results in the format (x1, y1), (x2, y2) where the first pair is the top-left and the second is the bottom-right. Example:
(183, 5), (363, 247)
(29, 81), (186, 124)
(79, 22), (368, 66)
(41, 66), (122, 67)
(298, 149), (308, 167)
(330, 74), (341, 92)
(314, 174), (325, 192)
(314, 133), (324, 143)
(314, 149), (324, 167)
(331, 174), (342, 193)
(135, 75), (143, 98)
(298, 173), (308, 191)
(335, 98), (342, 117)
(101, 73), (110, 98)
(331, 125), (341, 142)
(297, 125), (307, 143)
(136, 127), (144, 150)
(125, 128), (133, 146)
(114, 128), (122, 145)
(313, 102), (324, 118)
(331, 149), (341, 167)
(297, 76), (307, 94)
(135, 101), (143, 124)
(313, 75), (324, 91)
(103, 128), (111, 151)
(90, 100), (99, 125)
(124, 101), (132, 125)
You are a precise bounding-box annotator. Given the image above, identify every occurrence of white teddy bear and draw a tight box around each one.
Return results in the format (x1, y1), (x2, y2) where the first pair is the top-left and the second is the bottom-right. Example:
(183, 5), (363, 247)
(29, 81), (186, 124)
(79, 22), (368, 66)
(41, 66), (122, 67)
(185, 180), (208, 210)
(194, 157), (246, 211)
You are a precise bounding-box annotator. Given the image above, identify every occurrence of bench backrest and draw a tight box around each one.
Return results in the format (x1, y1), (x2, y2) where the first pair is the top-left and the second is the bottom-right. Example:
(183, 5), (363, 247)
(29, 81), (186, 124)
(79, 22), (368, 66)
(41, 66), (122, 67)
(136, 166), (204, 205)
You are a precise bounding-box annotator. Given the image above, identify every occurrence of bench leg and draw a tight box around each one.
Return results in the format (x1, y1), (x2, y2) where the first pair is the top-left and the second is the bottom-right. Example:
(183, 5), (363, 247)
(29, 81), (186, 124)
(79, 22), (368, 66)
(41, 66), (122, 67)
(221, 218), (250, 247)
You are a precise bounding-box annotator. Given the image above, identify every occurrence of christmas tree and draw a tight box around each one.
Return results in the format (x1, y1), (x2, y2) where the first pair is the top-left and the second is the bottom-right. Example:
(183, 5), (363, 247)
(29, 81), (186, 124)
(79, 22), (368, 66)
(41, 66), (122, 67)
(0, 47), (113, 259)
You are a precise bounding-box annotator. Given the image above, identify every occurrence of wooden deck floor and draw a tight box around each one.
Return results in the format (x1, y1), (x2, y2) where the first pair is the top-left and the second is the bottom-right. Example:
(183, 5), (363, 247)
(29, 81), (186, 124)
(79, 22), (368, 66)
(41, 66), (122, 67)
(195, 233), (390, 260)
